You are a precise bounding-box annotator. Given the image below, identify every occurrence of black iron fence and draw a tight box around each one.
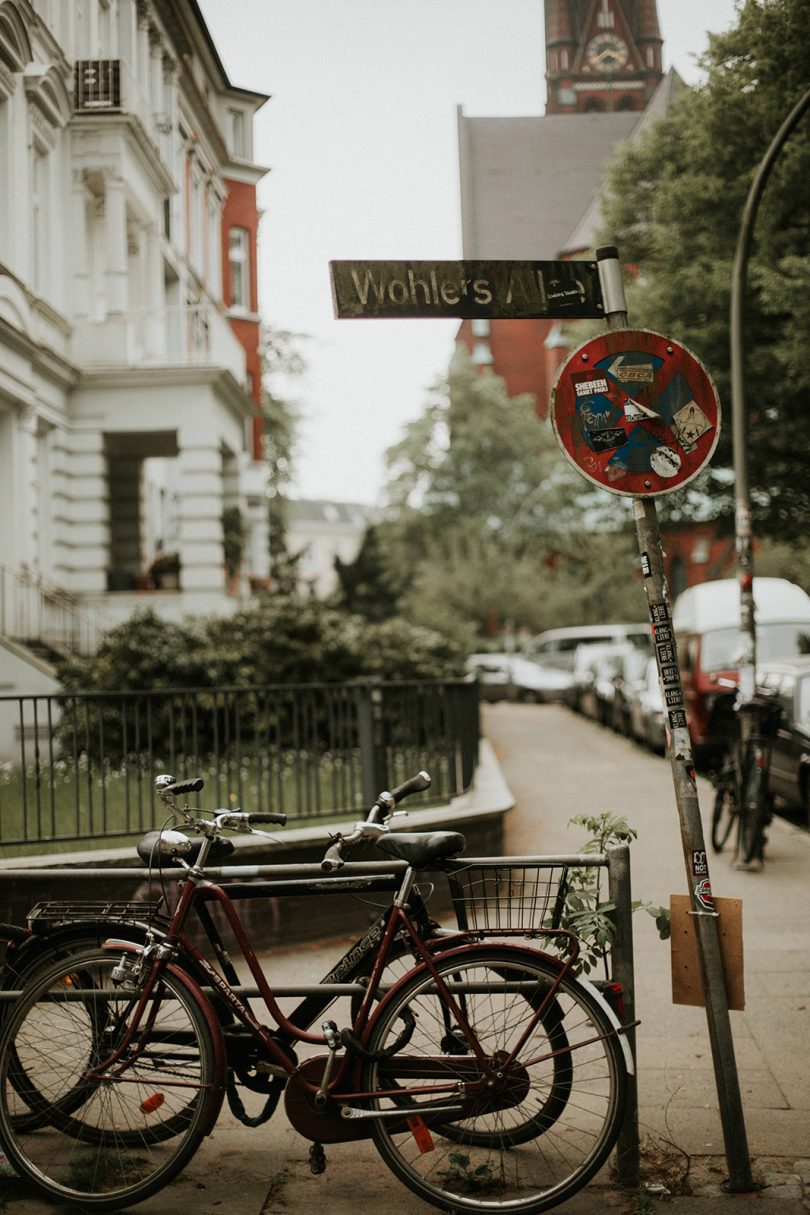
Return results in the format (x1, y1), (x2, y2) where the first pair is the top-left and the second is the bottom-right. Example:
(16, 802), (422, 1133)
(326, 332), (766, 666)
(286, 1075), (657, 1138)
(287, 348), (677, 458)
(0, 680), (479, 851)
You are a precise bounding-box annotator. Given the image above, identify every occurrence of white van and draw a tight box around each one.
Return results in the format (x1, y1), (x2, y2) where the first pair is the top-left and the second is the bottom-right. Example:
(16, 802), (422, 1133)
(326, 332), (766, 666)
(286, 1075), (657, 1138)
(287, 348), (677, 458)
(530, 623), (649, 671)
(672, 577), (810, 759)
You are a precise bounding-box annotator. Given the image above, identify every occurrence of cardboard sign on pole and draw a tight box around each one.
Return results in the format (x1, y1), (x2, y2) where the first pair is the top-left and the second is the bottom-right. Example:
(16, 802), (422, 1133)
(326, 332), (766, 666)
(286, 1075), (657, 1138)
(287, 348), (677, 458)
(670, 895), (745, 1010)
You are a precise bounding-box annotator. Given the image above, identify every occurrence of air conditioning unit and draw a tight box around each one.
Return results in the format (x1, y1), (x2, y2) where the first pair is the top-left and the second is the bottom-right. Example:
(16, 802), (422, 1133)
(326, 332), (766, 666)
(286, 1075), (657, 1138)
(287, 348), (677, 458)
(74, 60), (121, 111)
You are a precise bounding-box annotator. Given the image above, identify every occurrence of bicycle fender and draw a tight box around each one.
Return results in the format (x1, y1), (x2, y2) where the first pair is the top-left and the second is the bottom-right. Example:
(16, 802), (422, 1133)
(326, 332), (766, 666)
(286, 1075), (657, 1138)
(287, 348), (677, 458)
(0, 922), (29, 946)
(101, 939), (228, 1134)
(575, 975), (636, 1075)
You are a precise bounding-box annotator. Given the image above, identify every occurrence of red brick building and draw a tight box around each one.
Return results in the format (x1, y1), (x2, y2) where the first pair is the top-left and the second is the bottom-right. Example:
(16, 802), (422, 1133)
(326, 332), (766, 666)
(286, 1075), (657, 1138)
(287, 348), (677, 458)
(457, 0), (674, 423)
(455, 1), (724, 592)
(222, 174), (264, 457)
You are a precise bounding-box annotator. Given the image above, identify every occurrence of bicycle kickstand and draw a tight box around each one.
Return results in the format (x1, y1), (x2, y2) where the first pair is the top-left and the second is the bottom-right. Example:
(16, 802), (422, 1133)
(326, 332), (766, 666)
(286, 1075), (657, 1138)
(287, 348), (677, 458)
(308, 1142), (326, 1175)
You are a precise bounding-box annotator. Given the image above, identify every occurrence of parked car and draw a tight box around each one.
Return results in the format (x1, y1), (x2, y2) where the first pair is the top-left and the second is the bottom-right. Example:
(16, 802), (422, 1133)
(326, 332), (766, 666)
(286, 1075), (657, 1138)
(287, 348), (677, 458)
(465, 653), (572, 703)
(609, 646), (653, 736)
(530, 622), (649, 671)
(757, 656), (810, 826)
(570, 642), (635, 721)
(626, 656), (667, 752)
(673, 577), (810, 765)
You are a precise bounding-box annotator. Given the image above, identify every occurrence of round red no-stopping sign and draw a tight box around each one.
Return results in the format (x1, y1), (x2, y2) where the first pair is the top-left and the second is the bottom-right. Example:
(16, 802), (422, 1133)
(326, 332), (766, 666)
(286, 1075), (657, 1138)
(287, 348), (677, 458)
(550, 328), (721, 497)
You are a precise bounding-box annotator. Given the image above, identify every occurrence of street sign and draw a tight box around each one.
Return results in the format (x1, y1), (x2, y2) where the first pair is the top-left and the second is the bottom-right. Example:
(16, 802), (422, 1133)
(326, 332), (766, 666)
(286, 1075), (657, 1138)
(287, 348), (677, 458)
(550, 328), (721, 497)
(330, 259), (604, 320)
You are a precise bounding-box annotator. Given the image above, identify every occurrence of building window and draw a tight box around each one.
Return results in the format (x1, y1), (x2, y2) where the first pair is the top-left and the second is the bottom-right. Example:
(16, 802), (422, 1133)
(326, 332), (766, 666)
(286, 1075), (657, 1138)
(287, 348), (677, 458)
(32, 142), (50, 294)
(228, 108), (246, 157)
(229, 226), (250, 310)
(0, 99), (7, 262)
(188, 164), (202, 265)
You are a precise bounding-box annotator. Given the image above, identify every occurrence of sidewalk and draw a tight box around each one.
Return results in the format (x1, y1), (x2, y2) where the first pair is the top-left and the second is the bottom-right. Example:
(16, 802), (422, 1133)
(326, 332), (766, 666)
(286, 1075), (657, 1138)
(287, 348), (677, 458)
(3, 702), (809, 1214)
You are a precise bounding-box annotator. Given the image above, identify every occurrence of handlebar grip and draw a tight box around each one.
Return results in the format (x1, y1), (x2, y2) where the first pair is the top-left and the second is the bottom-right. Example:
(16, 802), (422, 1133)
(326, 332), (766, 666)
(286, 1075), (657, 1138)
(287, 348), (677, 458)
(321, 844), (344, 873)
(246, 813), (287, 826)
(387, 771), (431, 805)
(167, 778), (205, 796)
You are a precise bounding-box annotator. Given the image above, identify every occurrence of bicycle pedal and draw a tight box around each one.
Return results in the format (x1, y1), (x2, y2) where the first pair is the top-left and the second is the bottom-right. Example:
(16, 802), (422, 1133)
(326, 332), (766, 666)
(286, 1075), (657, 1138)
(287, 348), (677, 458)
(308, 1142), (326, 1174)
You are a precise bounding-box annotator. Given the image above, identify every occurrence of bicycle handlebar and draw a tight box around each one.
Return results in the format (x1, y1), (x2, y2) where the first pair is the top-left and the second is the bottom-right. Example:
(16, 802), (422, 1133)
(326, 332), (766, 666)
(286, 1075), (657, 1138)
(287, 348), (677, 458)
(321, 771), (431, 872)
(388, 771), (431, 803)
(151, 770), (429, 870)
(166, 778), (205, 796)
(217, 811), (288, 828)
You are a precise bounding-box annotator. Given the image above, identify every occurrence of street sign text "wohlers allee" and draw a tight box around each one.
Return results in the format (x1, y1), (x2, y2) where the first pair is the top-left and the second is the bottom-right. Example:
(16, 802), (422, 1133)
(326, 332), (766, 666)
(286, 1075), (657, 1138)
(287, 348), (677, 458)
(329, 260), (604, 321)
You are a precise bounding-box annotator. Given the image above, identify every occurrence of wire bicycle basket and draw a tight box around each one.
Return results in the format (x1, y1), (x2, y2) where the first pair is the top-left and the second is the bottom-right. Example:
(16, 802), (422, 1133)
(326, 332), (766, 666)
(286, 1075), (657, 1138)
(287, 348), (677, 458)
(443, 860), (571, 936)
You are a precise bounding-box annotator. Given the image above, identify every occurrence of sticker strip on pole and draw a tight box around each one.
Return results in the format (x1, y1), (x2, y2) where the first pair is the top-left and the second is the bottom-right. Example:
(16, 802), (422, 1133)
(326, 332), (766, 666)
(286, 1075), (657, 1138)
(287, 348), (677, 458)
(550, 245), (755, 1194)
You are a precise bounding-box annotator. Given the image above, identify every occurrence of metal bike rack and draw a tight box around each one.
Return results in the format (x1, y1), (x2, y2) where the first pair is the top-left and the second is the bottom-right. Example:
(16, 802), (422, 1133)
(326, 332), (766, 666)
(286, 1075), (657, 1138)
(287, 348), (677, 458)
(0, 844), (638, 1186)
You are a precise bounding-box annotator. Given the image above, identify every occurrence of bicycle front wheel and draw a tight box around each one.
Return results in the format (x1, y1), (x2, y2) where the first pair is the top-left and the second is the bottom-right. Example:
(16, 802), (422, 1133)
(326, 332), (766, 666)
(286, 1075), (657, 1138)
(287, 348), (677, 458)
(0, 949), (221, 1210)
(363, 945), (628, 1214)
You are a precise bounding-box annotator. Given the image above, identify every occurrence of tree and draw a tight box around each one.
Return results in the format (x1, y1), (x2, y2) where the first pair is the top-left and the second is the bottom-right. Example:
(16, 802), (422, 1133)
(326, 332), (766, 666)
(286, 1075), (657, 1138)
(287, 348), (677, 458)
(259, 326), (306, 591)
(597, 0), (810, 540)
(377, 348), (640, 639)
(333, 524), (403, 621)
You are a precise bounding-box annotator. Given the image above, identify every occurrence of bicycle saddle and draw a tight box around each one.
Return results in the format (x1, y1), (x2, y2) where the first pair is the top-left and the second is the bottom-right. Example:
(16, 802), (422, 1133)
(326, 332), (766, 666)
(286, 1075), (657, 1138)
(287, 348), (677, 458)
(375, 830), (465, 868)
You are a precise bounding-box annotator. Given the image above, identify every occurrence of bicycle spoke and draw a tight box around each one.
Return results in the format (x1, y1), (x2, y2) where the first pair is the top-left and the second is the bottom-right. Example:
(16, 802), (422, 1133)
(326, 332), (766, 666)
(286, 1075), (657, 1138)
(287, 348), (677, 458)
(0, 951), (219, 1210)
(364, 946), (626, 1213)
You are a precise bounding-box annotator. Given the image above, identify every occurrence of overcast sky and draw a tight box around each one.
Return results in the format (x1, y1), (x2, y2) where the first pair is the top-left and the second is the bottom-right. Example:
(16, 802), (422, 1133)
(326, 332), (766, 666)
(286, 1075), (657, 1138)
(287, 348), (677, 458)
(197, 0), (740, 506)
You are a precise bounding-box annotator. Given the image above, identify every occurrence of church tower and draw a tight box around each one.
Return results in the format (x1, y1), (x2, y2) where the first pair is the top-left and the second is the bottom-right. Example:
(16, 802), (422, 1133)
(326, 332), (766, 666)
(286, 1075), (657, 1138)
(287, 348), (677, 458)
(545, 0), (663, 115)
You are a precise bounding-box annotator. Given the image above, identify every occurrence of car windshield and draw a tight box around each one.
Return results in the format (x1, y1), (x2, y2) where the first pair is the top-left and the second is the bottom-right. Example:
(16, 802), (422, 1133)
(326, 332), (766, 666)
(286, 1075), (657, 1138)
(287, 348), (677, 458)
(702, 622), (810, 671)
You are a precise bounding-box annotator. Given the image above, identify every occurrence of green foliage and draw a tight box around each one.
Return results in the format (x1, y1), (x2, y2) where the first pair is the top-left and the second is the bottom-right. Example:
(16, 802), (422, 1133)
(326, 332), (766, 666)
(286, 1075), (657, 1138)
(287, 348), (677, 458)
(437, 1153), (496, 1193)
(376, 348), (641, 640)
(563, 812), (670, 977)
(598, 0), (810, 540)
(259, 326), (306, 589)
(55, 602), (467, 766)
(222, 506), (244, 579)
(333, 525), (404, 621)
(58, 601), (466, 695)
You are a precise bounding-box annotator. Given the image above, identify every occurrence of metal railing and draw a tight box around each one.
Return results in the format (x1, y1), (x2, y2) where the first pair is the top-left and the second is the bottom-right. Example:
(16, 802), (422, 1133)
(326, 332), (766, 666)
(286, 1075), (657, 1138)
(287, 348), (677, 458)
(0, 679), (480, 850)
(0, 565), (109, 659)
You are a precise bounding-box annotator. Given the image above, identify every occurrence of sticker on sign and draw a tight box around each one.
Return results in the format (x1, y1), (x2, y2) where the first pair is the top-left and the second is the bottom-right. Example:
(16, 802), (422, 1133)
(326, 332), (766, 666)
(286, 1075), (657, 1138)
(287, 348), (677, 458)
(550, 328), (720, 498)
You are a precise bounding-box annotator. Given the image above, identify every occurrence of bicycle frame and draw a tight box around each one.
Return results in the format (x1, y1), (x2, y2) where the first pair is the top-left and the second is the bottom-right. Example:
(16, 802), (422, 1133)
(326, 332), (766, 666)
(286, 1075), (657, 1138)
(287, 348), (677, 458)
(95, 862), (582, 1115)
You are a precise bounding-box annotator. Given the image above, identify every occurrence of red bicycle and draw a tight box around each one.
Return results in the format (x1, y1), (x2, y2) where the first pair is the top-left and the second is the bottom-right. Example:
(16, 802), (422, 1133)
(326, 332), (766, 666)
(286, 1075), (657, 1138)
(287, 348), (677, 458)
(0, 775), (633, 1214)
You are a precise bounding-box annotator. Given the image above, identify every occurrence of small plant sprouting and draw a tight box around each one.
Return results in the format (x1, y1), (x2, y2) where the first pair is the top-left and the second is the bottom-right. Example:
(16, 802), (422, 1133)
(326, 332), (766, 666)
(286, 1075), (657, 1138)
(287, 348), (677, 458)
(562, 811), (670, 977)
(437, 1152), (497, 1193)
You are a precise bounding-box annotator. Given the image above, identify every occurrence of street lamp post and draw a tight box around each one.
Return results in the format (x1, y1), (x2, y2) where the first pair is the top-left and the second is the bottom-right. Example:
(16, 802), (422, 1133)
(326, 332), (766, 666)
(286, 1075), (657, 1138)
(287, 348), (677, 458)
(730, 87), (810, 700)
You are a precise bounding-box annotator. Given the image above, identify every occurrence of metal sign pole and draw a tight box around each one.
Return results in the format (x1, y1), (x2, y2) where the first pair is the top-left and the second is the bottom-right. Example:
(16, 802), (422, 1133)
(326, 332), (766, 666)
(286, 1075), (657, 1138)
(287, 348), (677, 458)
(596, 247), (754, 1192)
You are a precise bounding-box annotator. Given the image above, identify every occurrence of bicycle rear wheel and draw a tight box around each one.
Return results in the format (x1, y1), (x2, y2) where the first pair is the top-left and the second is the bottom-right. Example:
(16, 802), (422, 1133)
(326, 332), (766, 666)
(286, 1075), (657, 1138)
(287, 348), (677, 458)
(363, 945), (627, 1214)
(737, 751), (769, 865)
(0, 949), (221, 1210)
(711, 779), (737, 853)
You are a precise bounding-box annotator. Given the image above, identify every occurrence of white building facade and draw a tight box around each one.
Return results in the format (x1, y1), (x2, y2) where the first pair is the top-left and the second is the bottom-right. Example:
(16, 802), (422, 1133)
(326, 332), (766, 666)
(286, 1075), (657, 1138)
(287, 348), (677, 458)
(286, 499), (372, 599)
(0, 0), (270, 663)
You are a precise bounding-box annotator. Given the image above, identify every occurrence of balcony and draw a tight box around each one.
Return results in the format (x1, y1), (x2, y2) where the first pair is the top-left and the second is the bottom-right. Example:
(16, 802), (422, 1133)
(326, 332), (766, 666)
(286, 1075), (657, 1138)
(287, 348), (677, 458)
(73, 59), (171, 158)
(70, 303), (247, 381)
(74, 60), (121, 111)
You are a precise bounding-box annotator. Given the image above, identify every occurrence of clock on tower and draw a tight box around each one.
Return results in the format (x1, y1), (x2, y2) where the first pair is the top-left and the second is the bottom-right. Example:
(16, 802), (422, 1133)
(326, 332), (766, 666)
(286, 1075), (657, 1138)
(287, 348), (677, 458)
(544, 0), (663, 115)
